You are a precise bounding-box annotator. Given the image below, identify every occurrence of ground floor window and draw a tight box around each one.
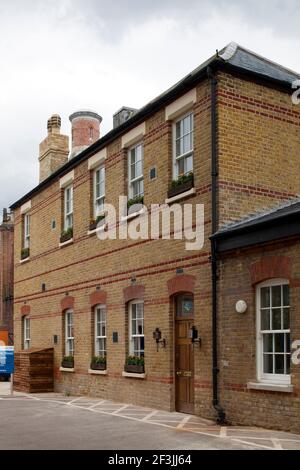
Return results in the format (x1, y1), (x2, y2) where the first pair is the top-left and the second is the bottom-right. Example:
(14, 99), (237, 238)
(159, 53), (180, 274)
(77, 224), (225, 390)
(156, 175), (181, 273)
(95, 305), (106, 357)
(129, 300), (144, 356)
(65, 310), (74, 356)
(23, 316), (30, 350)
(257, 279), (290, 384)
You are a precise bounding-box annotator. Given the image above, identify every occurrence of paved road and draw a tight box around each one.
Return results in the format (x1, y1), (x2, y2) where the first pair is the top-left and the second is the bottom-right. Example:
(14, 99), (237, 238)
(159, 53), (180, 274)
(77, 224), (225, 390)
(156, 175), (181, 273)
(1, 386), (300, 450)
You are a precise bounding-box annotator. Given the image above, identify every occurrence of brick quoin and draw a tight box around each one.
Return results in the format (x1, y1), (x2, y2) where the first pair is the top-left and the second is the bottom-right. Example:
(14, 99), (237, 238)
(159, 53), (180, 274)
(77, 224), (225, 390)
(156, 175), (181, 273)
(20, 305), (30, 316)
(123, 285), (145, 303)
(249, 256), (292, 285)
(60, 295), (75, 311)
(89, 290), (107, 307)
(167, 273), (196, 296)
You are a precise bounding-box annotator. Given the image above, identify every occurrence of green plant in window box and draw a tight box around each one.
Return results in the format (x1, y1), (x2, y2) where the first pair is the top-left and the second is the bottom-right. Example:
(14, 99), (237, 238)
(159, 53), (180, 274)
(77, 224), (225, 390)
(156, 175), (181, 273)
(60, 227), (73, 243)
(61, 355), (74, 368)
(127, 195), (144, 211)
(21, 247), (30, 260)
(89, 215), (106, 231)
(168, 172), (194, 198)
(124, 355), (145, 373)
(90, 355), (107, 370)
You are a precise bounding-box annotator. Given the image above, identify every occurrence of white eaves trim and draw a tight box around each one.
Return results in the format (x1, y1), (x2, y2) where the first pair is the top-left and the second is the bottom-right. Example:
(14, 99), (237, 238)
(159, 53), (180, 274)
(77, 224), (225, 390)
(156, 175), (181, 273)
(165, 88), (197, 121)
(88, 148), (107, 170)
(59, 170), (75, 188)
(20, 200), (31, 214)
(121, 122), (146, 148)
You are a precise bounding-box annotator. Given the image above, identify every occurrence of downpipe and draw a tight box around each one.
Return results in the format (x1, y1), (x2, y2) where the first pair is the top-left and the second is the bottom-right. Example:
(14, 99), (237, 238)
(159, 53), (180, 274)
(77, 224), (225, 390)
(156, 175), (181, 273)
(207, 65), (227, 425)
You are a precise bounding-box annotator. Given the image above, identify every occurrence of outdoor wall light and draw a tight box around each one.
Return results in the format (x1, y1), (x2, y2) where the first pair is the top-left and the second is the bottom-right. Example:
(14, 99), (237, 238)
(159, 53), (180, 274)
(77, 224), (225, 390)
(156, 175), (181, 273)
(189, 326), (201, 347)
(152, 328), (166, 351)
(235, 300), (247, 314)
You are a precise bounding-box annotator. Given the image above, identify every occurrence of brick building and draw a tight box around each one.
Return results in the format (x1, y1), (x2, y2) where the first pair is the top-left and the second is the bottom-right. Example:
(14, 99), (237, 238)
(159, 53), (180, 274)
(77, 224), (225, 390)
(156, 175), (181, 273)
(10, 43), (300, 432)
(0, 209), (14, 345)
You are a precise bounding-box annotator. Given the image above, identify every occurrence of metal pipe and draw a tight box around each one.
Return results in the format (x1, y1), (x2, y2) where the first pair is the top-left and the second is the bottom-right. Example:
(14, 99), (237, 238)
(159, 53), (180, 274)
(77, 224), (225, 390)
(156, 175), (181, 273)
(207, 65), (226, 424)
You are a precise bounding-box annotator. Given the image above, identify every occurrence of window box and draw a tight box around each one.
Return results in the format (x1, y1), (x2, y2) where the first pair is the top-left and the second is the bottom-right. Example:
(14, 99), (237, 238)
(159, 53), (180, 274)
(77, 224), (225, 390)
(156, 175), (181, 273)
(124, 355), (145, 374)
(168, 173), (194, 199)
(21, 248), (30, 260)
(90, 356), (106, 371)
(61, 356), (74, 369)
(60, 227), (73, 244)
(127, 195), (144, 212)
(89, 215), (105, 232)
(124, 364), (145, 374)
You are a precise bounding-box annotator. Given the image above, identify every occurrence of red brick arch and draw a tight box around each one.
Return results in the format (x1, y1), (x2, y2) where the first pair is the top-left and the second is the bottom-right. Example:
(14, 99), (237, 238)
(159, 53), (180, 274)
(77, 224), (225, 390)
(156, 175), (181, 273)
(167, 274), (196, 296)
(60, 295), (75, 311)
(249, 256), (291, 285)
(123, 285), (145, 303)
(21, 305), (30, 316)
(90, 290), (107, 307)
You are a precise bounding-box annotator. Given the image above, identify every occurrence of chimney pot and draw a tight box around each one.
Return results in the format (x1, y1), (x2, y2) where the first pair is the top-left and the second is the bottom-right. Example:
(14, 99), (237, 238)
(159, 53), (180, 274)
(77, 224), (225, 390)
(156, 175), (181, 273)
(47, 114), (61, 134)
(69, 110), (102, 159)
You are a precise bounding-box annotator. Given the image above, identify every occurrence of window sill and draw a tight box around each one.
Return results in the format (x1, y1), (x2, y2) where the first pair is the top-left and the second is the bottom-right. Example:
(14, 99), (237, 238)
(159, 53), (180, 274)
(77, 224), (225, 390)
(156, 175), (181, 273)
(88, 368), (108, 375)
(122, 371), (146, 379)
(20, 257), (30, 264)
(165, 187), (196, 204)
(247, 382), (293, 393)
(59, 238), (73, 248)
(87, 225), (107, 236)
(121, 208), (145, 222)
(59, 367), (75, 373)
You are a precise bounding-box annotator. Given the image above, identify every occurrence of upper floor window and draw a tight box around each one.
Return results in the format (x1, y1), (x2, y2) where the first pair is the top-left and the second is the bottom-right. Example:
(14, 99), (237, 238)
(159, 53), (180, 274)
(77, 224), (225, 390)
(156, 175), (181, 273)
(128, 143), (144, 199)
(173, 112), (194, 178)
(95, 305), (106, 357)
(65, 310), (74, 356)
(64, 185), (73, 230)
(23, 213), (30, 249)
(257, 280), (290, 384)
(23, 316), (30, 350)
(94, 166), (105, 216)
(129, 300), (144, 357)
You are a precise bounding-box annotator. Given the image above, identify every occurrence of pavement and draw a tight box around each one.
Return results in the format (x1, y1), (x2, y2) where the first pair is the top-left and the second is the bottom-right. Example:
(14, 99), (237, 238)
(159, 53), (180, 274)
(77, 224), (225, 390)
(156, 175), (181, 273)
(1, 382), (300, 450)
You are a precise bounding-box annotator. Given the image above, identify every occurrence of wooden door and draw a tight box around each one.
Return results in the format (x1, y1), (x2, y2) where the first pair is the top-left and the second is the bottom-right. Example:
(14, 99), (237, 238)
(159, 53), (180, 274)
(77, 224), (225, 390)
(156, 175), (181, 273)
(175, 295), (194, 414)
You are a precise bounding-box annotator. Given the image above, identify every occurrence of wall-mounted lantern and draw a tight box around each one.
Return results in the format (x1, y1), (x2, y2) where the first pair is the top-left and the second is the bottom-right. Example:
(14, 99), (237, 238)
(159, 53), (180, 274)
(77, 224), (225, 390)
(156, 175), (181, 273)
(152, 328), (166, 351)
(189, 326), (201, 347)
(235, 300), (247, 314)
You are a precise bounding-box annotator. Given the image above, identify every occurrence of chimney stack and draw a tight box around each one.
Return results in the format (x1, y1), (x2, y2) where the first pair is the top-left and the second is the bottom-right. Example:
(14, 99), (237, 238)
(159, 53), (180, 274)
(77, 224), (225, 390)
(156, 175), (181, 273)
(39, 114), (69, 182)
(69, 110), (102, 160)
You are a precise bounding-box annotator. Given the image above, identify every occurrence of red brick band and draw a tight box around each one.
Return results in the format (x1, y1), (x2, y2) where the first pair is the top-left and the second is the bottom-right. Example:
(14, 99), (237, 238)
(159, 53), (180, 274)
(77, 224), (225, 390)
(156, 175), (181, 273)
(249, 256), (291, 285)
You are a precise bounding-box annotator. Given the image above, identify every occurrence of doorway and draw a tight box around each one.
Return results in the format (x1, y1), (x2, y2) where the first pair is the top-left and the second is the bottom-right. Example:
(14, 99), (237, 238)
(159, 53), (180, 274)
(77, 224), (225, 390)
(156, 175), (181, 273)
(175, 294), (194, 414)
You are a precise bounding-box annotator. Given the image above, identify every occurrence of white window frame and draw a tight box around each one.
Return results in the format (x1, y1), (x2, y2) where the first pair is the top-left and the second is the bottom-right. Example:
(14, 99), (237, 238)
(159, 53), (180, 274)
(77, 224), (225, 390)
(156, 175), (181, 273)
(93, 165), (105, 218)
(94, 305), (106, 357)
(64, 185), (73, 230)
(256, 279), (291, 385)
(23, 316), (30, 350)
(65, 309), (74, 356)
(172, 111), (194, 179)
(129, 300), (144, 357)
(128, 142), (144, 199)
(24, 213), (30, 249)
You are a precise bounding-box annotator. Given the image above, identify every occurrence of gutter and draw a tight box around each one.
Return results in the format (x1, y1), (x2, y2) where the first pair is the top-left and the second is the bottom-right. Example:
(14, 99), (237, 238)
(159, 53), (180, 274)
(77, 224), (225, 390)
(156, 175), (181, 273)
(207, 65), (226, 424)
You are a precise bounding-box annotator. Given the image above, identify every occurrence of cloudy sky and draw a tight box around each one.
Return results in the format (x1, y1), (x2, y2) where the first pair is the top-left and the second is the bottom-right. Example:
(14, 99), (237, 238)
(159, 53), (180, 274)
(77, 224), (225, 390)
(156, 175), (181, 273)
(0, 0), (299, 211)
